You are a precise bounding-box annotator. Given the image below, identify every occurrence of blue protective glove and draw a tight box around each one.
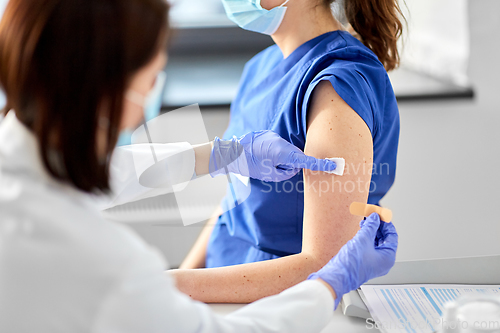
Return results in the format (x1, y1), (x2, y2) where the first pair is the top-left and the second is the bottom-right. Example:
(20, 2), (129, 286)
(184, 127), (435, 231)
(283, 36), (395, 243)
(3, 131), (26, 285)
(209, 130), (337, 182)
(308, 213), (398, 309)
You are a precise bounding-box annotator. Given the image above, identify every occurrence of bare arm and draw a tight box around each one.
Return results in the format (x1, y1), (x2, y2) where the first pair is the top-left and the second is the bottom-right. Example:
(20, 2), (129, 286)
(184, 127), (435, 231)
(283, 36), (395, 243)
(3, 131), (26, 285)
(301, 81), (373, 264)
(171, 81), (373, 302)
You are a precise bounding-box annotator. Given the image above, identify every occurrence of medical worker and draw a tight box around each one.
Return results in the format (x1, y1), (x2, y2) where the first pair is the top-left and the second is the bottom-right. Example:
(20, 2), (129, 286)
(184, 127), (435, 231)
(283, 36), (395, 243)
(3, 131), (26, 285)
(0, 0), (399, 331)
(177, 0), (403, 303)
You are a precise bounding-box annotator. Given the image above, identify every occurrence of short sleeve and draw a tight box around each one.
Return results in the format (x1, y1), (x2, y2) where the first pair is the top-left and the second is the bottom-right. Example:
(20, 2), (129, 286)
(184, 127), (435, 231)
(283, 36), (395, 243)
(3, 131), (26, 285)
(301, 65), (386, 139)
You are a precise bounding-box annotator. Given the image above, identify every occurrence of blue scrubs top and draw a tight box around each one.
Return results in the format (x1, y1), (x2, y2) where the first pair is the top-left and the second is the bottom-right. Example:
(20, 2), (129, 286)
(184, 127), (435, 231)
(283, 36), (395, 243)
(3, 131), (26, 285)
(206, 30), (400, 268)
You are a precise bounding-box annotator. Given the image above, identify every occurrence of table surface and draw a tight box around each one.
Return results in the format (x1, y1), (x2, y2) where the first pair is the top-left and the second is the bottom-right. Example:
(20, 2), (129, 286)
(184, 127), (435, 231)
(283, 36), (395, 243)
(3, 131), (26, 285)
(208, 303), (375, 333)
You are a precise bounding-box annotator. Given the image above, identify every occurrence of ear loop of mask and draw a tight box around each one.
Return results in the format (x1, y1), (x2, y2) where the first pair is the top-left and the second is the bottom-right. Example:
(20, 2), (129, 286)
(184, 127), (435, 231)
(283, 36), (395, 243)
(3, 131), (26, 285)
(125, 72), (165, 109)
(125, 90), (146, 108)
(279, 0), (290, 7)
(125, 76), (158, 109)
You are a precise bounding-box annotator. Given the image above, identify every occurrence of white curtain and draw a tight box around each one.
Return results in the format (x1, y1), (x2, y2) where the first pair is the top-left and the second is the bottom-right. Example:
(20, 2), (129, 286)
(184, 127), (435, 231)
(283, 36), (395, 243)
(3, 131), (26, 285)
(0, 0), (6, 17)
(168, 0), (227, 27)
(400, 0), (470, 86)
(0, 0), (9, 110)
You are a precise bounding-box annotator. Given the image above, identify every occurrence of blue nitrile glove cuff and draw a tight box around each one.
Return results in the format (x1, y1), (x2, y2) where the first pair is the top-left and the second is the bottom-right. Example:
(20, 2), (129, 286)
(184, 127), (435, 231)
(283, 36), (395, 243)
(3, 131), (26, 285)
(308, 270), (348, 310)
(209, 136), (244, 177)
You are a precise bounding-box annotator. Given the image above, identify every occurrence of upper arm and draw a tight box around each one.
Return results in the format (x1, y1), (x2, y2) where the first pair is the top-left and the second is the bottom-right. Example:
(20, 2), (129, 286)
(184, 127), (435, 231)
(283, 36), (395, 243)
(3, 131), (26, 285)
(301, 80), (373, 264)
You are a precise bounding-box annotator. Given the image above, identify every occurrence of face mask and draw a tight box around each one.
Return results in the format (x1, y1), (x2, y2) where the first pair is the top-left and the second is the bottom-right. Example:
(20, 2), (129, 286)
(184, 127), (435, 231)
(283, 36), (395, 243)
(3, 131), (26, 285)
(116, 129), (133, 147)
(117, 71), (167, 146)
(222, 0), (290, 35)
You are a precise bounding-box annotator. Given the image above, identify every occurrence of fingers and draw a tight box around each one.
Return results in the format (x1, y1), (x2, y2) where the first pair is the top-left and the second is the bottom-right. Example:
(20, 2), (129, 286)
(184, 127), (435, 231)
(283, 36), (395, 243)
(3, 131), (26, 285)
(377, 222), (398, 250)
(272, 167), (300, 181)
(287, 153), (337, 172)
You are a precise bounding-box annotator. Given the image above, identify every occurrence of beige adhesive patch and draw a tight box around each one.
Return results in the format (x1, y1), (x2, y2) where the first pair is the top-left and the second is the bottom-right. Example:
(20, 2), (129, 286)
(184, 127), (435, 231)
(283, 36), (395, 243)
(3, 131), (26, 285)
(349, 202), (393, 223)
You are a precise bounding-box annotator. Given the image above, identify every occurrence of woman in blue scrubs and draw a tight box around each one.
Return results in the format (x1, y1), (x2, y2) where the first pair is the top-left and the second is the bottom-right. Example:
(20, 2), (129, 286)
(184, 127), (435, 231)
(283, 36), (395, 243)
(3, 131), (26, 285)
(173, 0), (404, 303)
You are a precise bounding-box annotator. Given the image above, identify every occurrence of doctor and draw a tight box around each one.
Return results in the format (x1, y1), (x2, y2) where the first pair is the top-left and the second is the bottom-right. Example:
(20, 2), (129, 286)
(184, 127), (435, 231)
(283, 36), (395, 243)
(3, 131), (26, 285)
(0, 0), (398, 332)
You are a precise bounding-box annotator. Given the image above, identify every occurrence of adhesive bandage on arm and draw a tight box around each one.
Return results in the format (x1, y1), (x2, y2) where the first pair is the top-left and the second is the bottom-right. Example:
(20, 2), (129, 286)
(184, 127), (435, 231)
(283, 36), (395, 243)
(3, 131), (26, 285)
(349, 202), (393, 223)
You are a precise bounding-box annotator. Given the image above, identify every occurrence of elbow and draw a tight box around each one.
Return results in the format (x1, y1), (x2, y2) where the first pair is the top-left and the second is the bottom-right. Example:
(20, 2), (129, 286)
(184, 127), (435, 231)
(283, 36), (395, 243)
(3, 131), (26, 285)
(298, 251), (331, 275)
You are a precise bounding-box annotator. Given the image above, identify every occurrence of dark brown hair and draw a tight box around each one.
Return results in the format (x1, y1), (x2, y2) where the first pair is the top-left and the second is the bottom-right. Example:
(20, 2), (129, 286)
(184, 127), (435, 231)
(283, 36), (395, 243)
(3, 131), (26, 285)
(0, 0), (169, 193)
(329, 0), (405, 71)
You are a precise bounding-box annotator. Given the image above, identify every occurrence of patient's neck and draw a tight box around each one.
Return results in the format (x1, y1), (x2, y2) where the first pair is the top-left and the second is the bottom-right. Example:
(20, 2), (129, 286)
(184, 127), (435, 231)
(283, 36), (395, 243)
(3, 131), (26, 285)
(271, 4), (343, 58)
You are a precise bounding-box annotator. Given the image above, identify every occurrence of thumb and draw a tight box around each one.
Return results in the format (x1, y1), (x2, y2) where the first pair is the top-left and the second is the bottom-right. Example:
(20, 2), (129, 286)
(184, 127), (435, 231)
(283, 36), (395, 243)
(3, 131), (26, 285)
(287, 153), (337, 172)
(359, 213), (381, 239)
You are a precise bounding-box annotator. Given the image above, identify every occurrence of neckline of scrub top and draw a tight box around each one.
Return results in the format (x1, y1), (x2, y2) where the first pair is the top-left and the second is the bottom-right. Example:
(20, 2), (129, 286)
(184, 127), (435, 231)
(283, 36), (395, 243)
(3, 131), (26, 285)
(276, 30), (343, 74)
(249, 30), (343, 91)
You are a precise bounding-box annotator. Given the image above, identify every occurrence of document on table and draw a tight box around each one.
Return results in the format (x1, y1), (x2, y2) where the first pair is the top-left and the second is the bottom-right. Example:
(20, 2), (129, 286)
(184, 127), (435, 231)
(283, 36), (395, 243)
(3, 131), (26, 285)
(360, 284), (500, 333)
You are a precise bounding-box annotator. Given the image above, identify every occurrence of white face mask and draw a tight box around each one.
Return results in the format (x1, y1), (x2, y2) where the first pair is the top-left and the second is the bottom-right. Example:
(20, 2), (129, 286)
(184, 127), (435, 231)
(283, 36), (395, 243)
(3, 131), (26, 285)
(221, 0), (291, 36)
(125, 71), (167, 123)
(117, 71), (166, 146)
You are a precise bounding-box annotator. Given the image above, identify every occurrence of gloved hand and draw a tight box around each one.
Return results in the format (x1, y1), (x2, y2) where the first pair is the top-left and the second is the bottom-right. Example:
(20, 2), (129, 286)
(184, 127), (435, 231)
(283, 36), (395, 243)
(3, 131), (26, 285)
(209, 130), (337, 182)
(308, 213), (398, 309)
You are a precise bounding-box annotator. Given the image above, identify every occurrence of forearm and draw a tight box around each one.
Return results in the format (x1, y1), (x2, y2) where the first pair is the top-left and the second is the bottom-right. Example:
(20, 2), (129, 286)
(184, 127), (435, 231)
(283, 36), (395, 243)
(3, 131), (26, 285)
(171, 251), (326, 303)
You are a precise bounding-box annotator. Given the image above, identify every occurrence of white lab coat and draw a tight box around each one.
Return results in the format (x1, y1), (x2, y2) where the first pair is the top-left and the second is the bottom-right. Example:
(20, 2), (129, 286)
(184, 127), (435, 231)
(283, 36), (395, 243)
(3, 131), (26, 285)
(102, 139), (197, 209)
(0, 112), (334, 333)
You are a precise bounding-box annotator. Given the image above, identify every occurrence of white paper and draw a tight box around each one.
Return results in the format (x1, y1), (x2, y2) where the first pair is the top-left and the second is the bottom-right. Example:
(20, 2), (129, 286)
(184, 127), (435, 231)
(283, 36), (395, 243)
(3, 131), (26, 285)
(360, 284), (500, 333)
(325, 157), (345, 176)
